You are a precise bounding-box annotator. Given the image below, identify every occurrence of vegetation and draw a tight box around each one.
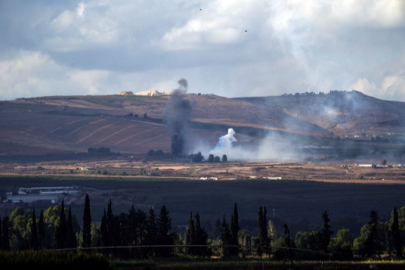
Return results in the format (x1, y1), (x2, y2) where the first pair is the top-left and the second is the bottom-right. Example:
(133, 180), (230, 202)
(0, 251), (111, 269)
(2, 195), (405, 260)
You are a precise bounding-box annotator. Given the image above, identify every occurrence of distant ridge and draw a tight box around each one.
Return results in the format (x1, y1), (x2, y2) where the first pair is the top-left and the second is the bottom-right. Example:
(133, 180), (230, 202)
(0, 90), (404, 155)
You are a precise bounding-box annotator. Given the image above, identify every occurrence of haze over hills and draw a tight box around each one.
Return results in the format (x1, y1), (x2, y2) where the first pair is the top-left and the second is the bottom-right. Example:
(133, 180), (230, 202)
(0, 90), (404, 156)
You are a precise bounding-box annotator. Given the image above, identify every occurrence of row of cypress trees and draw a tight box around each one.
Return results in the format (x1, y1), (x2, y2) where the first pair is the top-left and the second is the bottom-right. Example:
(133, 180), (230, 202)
(0, 196), (403, 260)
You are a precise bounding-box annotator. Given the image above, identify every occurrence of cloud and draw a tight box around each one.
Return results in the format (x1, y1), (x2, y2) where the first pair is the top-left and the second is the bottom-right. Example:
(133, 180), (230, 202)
(76, 2), (86, 17)
(0, 0), (404, 101)
(351, 73), (405, 101)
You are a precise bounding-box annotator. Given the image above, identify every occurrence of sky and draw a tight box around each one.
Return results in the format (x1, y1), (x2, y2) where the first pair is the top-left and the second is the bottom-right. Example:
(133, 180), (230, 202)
(0, 0), (405, 101)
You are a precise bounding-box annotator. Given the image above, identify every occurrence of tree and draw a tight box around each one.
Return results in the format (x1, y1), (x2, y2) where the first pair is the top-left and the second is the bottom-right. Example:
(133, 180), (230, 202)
(257, 206), (270, 256)
(229, 203), (240, 257)
(382, 159), (387, 166)
(100, 210), (108, 247)
(38, 210), (45, 249)
(391, 208), (402, 258)
(83, 194), (92, 248)
(146, 208), (157, 256)
(221, 215), (231, 258)
(365, 210), (379, 257)
(186, 212), (196, 255)
(9, 207), (28, 250)
(320, 211), (333, 253)
(101, 199), (115, 247)
(2, 216), (10, 250)
(66, 207), (77, 248)
(208, 154), (214, 162)
(222, 155), (228, 162)
(29, 208), (38, 249)
(157, 205), (174, 257)
(194, 212), (209, 257)
(171, 134), (184, 155)
(191, 152), (204, 162)
(329, 229), (353, 260)
(54, 200), (67, 249)
(213, 156), (220, 162)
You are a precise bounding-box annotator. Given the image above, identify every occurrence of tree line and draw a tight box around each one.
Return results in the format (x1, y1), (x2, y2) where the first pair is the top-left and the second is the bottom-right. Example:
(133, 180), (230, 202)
(0, 196), (403, 260)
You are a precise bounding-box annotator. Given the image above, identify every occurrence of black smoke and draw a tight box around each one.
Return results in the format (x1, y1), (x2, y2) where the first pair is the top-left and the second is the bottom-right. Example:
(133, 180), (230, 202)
(177, 78), (188, 93)
(164, 79), (191, 155)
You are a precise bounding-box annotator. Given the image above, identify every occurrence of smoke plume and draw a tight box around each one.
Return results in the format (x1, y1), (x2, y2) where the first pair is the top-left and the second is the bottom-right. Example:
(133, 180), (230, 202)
(164, 78), (191, 155)
(213, 128), (237, 151)
(172, 78), (188, 94)
(191, 128), (301, 162)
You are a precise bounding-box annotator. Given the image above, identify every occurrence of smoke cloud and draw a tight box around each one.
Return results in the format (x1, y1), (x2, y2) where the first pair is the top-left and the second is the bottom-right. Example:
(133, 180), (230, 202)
(191, 128), (301, 162)
(213, 128), (237, 151)
(178, 78), (188, 93)
(164, 78), (191, 155)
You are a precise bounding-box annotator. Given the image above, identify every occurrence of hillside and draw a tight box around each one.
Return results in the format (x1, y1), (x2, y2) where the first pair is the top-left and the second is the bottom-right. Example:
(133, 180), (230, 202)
(236, 90), (405, 137)
(0, 91), (404, 156)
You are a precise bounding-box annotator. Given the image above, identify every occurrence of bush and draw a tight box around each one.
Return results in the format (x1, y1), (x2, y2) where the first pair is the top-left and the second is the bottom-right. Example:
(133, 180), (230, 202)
(0, 251), (111, 270)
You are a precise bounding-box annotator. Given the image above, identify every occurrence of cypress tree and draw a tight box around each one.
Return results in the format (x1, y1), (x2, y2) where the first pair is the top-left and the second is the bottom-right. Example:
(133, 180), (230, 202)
(321, 210), (333, 253)
(194, 212), (209, 257)
(257, 206), (270, 256)
(38, 210), (45, 249)
(186, 212), (196, 255)
(106, 199), (114, 246)
(233, 203), (239, 233)
(54, 200), (67, 248)
(365, 210), (379, 257)
(257, 206), (264, 257)
(221, 215), (231, 258)
(100, 209), (108, 246)
(29, 208), (38, 249)
(157, 205), (173, 257)
(146, 208), (157, 256)
(2, 216), (10, 250)
(391, 207), (402, 258)
(83, 194), (92, 248)
(229, 203), (240, 256)
(67, 207), (77, 248)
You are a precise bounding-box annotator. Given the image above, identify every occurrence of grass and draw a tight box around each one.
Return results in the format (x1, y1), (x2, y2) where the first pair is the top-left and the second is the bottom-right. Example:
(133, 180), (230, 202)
(111, 257), (405, 269)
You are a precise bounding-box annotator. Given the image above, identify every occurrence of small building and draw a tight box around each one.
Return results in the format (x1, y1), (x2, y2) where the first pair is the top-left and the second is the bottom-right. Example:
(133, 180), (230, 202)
(134, 90), (163, 96)
(118, 91), (134, 96)
(358, 164), (376, 168)
(266, 177), (282, 180)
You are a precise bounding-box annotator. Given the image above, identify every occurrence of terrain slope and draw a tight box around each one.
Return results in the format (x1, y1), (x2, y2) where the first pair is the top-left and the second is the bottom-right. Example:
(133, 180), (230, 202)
(0, 91), (404, 155)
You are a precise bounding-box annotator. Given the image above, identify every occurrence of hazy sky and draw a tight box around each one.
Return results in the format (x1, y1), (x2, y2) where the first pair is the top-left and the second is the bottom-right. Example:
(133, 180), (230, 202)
(1, 0), (405, 100)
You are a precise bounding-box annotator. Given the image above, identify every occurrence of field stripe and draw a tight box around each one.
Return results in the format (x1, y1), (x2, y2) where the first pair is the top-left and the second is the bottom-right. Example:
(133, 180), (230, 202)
(76, 120), (125, 143)
(114, 126), (159, 146)
(69, 118), (109, 136)
(96, 124), (139, 144)
(50, 117), (90, 133)
(130, 132), (167, 147)
(129, 119), (165, 127)
(20, 127), (35, 134)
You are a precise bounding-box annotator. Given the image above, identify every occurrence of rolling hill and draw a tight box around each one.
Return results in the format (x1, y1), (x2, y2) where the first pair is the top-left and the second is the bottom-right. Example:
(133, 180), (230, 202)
(0, 91), (404, 156)
(237, 90), (405, 137)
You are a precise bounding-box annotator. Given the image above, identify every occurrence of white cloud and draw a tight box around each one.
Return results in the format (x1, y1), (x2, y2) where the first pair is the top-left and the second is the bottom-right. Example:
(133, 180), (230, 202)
(0, 50), (123, 99)
(351, 74), (405, 101)
(1, 0), (405, 101)
(76, 2), (86, 17)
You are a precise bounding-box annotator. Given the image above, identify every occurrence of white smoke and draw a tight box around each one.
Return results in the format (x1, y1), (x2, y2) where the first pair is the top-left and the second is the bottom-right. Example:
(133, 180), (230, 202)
(192, 127), (302, 162)
(213, 128), (237, 150)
